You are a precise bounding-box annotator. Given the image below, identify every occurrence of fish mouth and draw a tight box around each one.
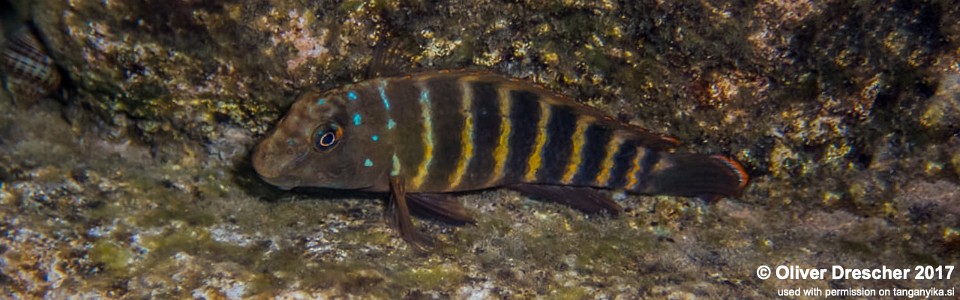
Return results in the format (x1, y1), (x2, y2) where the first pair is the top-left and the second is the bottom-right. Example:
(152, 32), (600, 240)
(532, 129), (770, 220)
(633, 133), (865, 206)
(262, 177), (299, 190)
(251, 147), (279, 178)
(251, 141), (309, 188)
(252, 167), (291, 189)
(252, 158), (305, 190)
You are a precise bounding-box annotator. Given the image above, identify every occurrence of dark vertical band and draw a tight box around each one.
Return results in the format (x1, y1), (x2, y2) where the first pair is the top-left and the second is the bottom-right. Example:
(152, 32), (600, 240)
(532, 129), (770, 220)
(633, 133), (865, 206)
(460, 80), (501, 189)
(503, 89), (540, 183)
(422, 76), (464, 190)
(386, 78), (425, 180)
(536, 105), (577, 183)
(607, 140), (638, 189)
(572, 123), (612, 186)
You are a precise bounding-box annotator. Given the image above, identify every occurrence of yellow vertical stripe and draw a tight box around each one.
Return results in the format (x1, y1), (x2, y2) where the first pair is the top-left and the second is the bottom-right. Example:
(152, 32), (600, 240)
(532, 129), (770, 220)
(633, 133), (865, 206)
(524, 102), (550, 182)
(595, 134), (622, 186)
(487, 86), (512, 186)
(561, 117), (588, 183)
(411, 80), (434, 189)
(449, 78), (474, 190)
(625, 147), (646, 189)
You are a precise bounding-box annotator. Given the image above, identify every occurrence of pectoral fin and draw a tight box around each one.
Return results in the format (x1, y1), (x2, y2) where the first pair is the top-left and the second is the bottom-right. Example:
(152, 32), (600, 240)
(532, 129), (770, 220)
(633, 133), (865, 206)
(387, 176), (433, 250)
(408, 193), (476, 225)
(509, 184), (622, 216)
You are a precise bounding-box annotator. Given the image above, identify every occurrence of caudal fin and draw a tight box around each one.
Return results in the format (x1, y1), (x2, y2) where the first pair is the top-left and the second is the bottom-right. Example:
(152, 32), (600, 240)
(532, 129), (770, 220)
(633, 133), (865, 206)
(641, 153), (749, 198)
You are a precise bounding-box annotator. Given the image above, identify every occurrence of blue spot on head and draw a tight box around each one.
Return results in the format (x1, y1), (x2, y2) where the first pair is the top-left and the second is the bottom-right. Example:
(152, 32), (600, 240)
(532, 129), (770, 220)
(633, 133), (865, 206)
(363, 158), (373, 167)
(387, 119), (396, 130)
(348, 91), (358, 101)
(371, 135), (379, 141)
(353, 113), (362, 126)
(316, 98), (326, 105)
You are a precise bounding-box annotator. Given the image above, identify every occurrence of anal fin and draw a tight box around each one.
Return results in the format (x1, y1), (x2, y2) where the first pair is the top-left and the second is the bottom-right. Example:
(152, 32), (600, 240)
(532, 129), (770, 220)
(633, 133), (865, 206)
(408, 193), (476, 225)
(509, 185), (622, 216)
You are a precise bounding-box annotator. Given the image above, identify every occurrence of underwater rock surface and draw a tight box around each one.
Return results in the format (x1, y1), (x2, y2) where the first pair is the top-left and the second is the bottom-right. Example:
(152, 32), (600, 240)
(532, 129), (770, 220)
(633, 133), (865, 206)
(2, 0), (959, 298)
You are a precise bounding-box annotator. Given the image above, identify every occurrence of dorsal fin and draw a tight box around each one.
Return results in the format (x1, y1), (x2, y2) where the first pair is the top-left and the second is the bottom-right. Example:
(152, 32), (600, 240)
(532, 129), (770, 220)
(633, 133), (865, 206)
(458, 71), (682, 150)
(614, 129), (682, 150)
(366, 37), (407, 78)
(364, 6), (416, 79)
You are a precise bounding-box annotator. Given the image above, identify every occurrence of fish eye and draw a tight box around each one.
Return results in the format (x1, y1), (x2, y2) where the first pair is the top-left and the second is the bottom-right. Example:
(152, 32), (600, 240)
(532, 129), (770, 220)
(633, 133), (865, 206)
(313, 123), (342, 151)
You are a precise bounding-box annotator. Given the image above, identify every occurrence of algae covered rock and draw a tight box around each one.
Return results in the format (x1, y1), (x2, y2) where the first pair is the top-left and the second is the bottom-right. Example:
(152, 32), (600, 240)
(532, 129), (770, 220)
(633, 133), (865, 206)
(2, 0), (960, 298)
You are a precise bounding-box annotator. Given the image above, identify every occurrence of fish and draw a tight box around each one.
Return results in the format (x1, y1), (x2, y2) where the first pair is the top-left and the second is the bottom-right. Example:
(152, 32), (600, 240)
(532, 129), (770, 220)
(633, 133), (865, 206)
(1, 25), (62, 104)
(252, 70), (749, 249)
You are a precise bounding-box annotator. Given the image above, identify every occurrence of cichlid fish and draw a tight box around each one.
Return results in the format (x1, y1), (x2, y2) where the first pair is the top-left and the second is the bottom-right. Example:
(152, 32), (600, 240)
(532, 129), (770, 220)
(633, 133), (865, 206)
(252, 70), (748, 248)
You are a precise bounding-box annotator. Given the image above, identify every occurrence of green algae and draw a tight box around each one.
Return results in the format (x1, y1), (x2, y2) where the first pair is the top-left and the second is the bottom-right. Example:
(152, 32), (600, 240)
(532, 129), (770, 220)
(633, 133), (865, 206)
(339, 227), (392, 245)
(142, 227), (215, 258)
(140, 207), (218, 228)
(394, 266), (465, 291)
(546, 286), (588, 300)
(89, 241), (133, 273)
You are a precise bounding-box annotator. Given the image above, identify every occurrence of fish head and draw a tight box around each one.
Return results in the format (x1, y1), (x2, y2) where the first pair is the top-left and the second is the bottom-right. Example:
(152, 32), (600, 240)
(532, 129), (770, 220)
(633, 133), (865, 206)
(252, 90), (388, 190)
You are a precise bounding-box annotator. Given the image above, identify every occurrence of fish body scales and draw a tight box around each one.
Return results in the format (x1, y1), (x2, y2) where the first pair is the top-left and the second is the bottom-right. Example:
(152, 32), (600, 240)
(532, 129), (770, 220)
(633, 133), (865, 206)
(370, 72), (670, 194)
(253, 70), (747, 198)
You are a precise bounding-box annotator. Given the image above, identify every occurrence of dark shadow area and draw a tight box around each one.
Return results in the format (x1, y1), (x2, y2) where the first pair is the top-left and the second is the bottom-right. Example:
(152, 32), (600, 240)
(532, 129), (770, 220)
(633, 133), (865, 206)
(783, 0), (952, 141)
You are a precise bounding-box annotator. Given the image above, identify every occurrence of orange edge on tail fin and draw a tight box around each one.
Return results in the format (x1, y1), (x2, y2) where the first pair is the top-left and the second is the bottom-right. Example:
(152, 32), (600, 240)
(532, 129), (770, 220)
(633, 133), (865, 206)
(710, 155), (749, 190)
